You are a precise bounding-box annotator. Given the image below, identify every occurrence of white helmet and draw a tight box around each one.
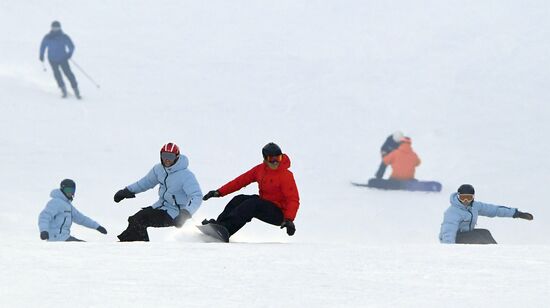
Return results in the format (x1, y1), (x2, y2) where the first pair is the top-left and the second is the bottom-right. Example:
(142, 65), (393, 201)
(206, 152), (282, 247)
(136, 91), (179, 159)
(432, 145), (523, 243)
(392, 131), (404, 142)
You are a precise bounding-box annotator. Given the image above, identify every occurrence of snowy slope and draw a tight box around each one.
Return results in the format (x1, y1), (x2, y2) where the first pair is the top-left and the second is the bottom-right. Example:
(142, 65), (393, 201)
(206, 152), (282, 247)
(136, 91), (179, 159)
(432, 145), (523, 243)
(1, 1), (549, 307)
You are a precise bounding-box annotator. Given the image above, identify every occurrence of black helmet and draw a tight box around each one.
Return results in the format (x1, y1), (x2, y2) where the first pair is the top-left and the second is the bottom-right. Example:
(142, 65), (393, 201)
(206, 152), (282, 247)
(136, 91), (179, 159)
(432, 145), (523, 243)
(262, 142), (282, 158)
(60, 179), (76, 200)
(51, 21), (61, 28)
(457, 184), (475, 195)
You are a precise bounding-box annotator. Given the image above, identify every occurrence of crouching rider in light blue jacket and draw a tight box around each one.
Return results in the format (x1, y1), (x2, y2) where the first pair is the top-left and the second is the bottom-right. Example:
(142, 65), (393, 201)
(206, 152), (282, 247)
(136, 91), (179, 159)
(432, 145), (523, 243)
(114, 142), (203, 241)
(439, 184), (533, 244)
(38, 179), (108, 241)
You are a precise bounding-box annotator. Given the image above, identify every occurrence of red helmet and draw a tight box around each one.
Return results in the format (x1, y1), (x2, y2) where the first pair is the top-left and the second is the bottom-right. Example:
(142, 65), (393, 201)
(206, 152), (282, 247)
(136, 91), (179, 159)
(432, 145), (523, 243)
(160, 142), (180, 155)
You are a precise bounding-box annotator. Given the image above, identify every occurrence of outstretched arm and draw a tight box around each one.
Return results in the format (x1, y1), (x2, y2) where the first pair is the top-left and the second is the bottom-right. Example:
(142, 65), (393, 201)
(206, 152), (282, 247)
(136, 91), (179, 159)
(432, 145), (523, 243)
(513, 210), (533, 220)
(217, 166), (258, 197)
(127, 167), (159, 194)
(477, 201), (517, 218)
(115, 167), (158, 203)
(71, 206), (100, 230)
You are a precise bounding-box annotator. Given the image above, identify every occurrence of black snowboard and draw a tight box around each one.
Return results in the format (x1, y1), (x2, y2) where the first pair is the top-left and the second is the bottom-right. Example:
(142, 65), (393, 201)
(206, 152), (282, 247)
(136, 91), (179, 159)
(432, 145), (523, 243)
(197, 223), (230, 243)
(352, 178), (442, 192)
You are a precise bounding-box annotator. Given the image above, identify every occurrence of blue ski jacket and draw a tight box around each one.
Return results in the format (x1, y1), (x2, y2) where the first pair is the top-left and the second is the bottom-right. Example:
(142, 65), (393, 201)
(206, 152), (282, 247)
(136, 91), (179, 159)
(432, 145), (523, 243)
(439, 192), (517, 243)
(39, 31), (75, 63)
(38, 189), (100, 241)
(127, 155), (203, 219)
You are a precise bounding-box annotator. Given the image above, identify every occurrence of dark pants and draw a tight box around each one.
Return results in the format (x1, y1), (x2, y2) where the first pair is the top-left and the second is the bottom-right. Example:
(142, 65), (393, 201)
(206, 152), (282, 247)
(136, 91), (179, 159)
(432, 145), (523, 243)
(118, 207), (175, 242)
(49, 59), (78, 89)
(456, 229), (497, 244)
(375, 161), (387, 179)
(216, 194), (284, 237)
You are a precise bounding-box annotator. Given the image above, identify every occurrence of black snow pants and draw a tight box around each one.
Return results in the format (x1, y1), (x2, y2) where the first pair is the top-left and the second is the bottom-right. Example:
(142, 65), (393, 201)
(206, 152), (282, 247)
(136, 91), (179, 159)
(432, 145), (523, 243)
(49, 59), (78, 90)
(118, 207), (175, 242)
(375, 161), (387, 179)
(216, 194), (284, 236)
(455, 229), (497, 244)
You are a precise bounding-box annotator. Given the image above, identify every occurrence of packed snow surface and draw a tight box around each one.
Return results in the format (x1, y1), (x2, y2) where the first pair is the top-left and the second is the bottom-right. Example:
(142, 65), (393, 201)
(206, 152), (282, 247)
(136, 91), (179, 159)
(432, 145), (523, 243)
(1, 1), (549, 307)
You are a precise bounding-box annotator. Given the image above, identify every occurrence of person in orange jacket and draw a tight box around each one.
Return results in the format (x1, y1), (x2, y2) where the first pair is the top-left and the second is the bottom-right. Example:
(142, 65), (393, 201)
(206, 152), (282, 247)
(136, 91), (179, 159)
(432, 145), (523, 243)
(382, 137), (421, 180)
(202, 142), (300, 239)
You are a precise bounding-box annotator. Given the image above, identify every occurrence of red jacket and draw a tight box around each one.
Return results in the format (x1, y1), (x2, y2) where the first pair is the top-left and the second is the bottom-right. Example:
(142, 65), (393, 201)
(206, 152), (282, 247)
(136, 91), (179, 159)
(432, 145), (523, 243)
(217, 154), (300, 221)
(383, 138), (421, 180)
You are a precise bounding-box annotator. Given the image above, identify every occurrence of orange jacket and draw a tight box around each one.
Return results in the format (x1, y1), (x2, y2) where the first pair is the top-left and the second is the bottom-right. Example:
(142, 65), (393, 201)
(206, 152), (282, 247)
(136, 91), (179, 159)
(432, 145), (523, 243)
(383, 139), (421, 180)
(218, 154), (300, 220)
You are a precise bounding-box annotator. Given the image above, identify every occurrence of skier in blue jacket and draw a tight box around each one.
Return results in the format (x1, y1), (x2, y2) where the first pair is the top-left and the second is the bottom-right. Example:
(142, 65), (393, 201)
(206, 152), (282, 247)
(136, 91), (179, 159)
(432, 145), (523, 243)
(114, 142), (203, 241)
(439, 184), (533, 244)
(39, 21), (81, 99)
(38, 179), (107, 241)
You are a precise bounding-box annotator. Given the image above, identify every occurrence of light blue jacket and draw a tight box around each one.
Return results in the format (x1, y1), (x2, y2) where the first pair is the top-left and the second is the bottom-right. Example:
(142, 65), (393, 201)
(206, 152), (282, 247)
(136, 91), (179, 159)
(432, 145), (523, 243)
(127, 155), (203, 219)
(439, 192), (517, 243)
(38, 189), (100, 241)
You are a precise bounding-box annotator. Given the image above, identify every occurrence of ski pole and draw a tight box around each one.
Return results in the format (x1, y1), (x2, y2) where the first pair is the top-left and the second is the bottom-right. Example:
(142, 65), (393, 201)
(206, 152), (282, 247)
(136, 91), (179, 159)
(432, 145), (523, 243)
(69, 59), (100, 88)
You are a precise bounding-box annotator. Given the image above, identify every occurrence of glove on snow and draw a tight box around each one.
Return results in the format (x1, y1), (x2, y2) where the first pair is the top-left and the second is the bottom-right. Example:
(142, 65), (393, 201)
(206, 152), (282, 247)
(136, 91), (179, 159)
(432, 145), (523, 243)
(174, 209), (191, 228)
(513, 210), (533, 220)
(96, 226), (108, 234)
(280, 220), (296, 236)
(40, 231), (49, 240)
(114, 187), (135, 203)
(203, 190), (220, 201)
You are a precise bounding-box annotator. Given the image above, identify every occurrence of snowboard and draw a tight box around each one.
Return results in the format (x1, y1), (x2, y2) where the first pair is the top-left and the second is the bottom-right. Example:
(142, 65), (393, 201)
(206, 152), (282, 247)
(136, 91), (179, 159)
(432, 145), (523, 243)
(197, 223), (230, 243)
(352, 178), (442, 192)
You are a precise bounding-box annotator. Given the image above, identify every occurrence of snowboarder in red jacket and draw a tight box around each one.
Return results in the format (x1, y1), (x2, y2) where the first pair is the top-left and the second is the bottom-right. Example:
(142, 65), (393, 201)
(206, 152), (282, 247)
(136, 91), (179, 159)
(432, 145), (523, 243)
(202, 142), (300, 239)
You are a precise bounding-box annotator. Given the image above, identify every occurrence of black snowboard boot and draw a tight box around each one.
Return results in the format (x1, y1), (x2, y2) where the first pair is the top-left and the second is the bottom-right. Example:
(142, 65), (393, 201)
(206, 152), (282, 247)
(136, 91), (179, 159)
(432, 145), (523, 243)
(198, 223), (230, 242)
(61, 86), (67, 98)
(201, 219), (217, 225)
(73, 87), (81, 100)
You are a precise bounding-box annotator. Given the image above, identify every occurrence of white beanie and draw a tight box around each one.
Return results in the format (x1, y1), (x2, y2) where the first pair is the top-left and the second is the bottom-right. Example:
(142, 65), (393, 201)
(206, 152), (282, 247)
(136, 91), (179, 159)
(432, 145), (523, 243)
(392, 131), (404, 143)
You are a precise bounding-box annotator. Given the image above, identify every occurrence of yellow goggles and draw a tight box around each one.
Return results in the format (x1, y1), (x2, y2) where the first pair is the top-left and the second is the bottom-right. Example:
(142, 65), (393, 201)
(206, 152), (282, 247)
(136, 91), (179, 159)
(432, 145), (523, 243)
(458, 194), (474, 203)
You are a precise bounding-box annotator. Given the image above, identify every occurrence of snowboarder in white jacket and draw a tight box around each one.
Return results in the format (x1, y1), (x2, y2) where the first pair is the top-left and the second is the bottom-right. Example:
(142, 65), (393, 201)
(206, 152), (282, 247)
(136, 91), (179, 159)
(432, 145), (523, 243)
(114, 142), (203, 241)
(38, 179), (107, 241)
(439, 184), (533, 244)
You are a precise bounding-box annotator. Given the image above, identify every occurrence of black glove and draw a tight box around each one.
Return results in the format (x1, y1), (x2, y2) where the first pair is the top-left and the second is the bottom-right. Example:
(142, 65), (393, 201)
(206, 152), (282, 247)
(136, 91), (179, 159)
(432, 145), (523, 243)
(203, 190), (220, 201)
(280, 220), (296, 236)
(174, 209), (191, 228)
(40, 231), (49, 240)
(39, 56), (44, 62)
(513, 210), (533, 220)
(96, 226), (108, 234)
(114, 187), (135, 203)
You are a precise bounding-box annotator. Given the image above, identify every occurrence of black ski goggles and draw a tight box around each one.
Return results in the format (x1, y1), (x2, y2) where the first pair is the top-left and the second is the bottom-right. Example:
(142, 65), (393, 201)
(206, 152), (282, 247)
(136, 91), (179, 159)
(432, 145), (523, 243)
(160, 152), (178, 161)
